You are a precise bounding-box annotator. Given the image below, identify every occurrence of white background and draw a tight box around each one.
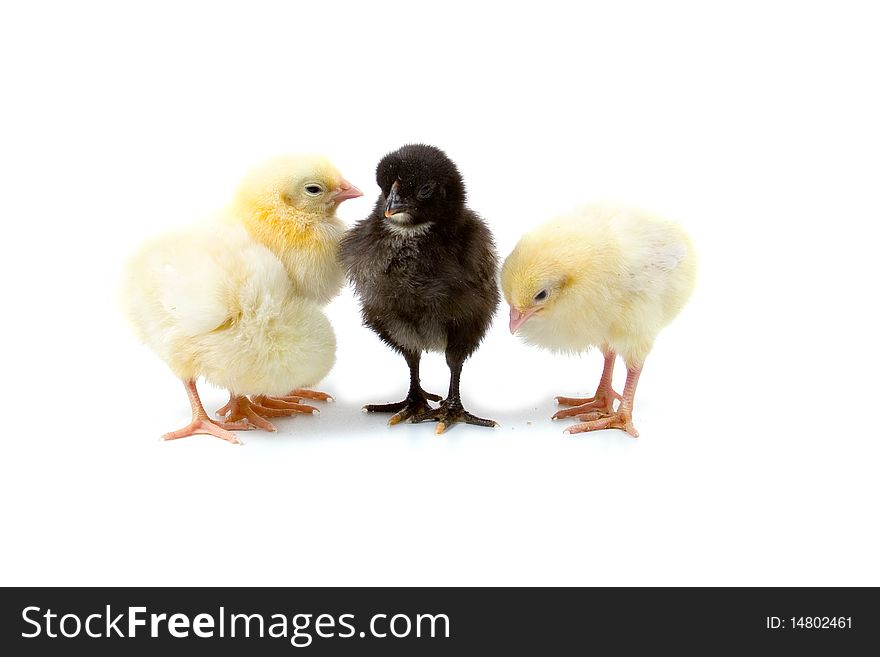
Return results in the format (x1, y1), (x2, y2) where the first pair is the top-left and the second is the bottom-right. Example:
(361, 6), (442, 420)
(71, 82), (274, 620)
(1, 1), (877, 586)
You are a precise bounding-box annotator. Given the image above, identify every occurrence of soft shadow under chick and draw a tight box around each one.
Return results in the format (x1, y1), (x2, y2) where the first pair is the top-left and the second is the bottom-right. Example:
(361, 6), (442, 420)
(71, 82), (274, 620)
(340, 144), (499, 434)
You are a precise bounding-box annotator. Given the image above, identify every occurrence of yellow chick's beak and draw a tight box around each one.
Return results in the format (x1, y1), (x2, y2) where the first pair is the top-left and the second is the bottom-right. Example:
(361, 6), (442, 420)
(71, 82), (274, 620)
(509, 305), (539, 334)
(331, 179), (364, 204)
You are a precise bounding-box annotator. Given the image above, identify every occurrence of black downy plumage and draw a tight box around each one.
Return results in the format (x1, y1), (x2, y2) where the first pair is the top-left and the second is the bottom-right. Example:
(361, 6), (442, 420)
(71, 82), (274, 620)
(339, 144), (499, 433)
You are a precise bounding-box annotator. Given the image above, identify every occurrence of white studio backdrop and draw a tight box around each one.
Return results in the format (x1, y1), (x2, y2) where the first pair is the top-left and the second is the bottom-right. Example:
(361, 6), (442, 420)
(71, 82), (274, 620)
(0, 1), (877, 586)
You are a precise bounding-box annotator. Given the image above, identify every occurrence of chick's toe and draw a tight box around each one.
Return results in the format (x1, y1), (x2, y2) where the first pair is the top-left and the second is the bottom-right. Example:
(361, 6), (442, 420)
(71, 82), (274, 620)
(553, 350), (621, 419)
(552, 391), (620, 420)
(364, 389), (442, 426)
(565, 410), (639, 438)
(283, 388), (335, 402)
(162, 418), (247, 444)
(216, 395), (318, 433)
(252, 396), (320, 415)
(409, 401), (498, 435)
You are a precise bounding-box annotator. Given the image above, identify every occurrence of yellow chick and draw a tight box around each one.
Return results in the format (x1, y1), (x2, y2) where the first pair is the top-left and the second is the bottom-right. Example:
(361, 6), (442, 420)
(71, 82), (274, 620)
(122, 155), (362, 443)
(501, 202), (697, 437)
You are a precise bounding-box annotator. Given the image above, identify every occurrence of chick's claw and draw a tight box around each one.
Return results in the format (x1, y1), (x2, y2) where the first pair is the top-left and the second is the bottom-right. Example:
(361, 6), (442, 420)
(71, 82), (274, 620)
(409, 402), (498, 435)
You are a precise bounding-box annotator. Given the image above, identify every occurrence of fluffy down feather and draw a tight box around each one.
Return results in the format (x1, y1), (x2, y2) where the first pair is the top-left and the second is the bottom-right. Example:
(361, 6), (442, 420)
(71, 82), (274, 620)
(231, 154), (350, 305)
(501, 202), (696, 364)
(123, 220), (335, 396)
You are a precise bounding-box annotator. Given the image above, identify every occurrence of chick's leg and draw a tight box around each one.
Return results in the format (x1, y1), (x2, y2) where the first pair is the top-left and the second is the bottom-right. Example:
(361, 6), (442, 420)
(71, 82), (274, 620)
(566, 363), (641, 438)
(364, 351), (442, 425)
(410, 350), (497, 435)
(215, 393), (319, 433)
(553, 349), (622, 420)
(162, 379), (248, 444)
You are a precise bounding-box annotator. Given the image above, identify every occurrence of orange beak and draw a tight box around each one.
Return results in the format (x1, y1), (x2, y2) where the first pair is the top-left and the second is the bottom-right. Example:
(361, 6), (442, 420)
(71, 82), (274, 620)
(332, 179), (363, 204)
(509, 306), (539, 334)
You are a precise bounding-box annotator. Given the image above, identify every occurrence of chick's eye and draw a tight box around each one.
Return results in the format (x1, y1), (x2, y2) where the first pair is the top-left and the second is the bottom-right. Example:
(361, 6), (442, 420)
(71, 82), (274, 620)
(417, 182), (435, 200)
(304, 184), (324, 196)
(534, 289), (549, 302)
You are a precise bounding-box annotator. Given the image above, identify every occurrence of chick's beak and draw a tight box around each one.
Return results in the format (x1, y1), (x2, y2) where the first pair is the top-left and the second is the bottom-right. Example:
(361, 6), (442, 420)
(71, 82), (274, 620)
(384, 180), (408, 218)
(332, 179), (363, 204)
(509, 306), (539, 334)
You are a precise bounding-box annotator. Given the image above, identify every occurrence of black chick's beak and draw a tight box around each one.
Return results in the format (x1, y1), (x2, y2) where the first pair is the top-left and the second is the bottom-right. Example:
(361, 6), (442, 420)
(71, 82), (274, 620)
(384, 180), (409, 218)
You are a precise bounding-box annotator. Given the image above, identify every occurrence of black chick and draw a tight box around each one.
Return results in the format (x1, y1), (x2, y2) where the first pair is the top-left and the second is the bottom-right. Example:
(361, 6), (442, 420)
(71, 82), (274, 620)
(339, 144), (499, 434)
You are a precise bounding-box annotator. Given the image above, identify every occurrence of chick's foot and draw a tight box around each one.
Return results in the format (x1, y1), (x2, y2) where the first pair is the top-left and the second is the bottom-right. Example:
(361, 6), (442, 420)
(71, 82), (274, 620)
(565, 409), (639, 438)
(553, 389), (621, 420)
(216, 395), (318, 433)
(364, 390), (442, 426)
(163, 379), (248, 444)
(410, 400), (498, 435)
(162, 418), (248, 445)
(247, 389), (329, 417)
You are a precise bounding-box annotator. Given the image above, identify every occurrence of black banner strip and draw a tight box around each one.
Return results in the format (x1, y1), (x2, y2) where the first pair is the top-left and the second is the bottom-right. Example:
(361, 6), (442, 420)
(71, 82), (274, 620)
(1, 587), (877, 654)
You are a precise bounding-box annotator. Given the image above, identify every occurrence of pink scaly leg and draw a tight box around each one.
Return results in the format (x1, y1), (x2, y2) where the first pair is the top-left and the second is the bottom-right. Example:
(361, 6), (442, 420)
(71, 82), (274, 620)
(162, 380), (248, 444)
(553, 349), (623, 420)
(566, 362), (641, 438)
